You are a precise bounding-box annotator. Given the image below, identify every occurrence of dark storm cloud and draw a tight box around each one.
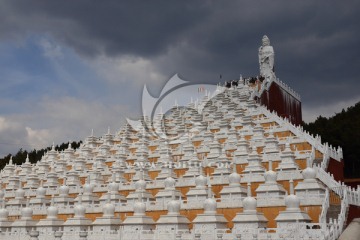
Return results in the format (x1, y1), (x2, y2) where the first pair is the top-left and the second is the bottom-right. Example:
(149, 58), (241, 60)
(0, 1), (211, 57)
(1, 0), (360, 113)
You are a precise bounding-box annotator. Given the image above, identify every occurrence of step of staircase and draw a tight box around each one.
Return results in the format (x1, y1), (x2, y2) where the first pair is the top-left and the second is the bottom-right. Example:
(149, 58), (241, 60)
(313, 158), (323, 166)
(326, 204), (342, 222)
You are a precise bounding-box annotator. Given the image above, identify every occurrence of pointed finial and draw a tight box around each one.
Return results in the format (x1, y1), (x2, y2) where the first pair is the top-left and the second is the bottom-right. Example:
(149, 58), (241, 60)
(26, 196), (30, 208)
(268, 158), (273, 171)
(289, 178), (294, 195)
(306, 156), (310, 168)
(171, 189), (175, 200)
(50, 194), (55, 206)
(78, 192), (82, 204)
(207, 174), (212, 199)
(91, 129), (94, 136)
(247, 182), (251, 197)
(137, 191), (141, 202)
(106, 192), (111, 204)
(108, 126), (110, 134)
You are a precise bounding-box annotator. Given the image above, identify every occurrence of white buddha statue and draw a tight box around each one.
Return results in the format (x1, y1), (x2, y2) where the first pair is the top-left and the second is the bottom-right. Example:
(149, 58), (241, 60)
(259, 35), (276, 81)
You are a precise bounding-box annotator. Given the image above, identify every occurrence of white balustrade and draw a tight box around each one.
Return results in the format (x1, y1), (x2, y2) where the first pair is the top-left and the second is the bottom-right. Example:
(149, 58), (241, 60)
(319, 188), (329, 223)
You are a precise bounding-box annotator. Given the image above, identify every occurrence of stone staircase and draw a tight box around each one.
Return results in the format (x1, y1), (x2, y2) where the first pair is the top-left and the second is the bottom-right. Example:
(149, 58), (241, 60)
(313, 158), (323, 166)
(326, 204), (341, 222)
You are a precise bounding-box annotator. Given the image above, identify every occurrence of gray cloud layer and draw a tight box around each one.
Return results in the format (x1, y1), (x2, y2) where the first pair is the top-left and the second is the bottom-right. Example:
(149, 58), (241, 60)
(1, 1), (360, 115)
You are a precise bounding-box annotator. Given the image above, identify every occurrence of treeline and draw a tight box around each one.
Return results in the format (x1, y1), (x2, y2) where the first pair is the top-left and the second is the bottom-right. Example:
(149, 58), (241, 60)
(0, 141), (82, 170)
(303, 101), (360, 178)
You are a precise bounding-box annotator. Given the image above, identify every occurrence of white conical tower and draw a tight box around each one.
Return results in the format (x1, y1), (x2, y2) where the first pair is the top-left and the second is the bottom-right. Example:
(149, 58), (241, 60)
(0, 198), (12, 232)
(182, 149), (203, 178)
(193, 178), (228, 233)
(295, 158), (325, 198)
(155, 169), (183, 204)
(256, 158), (286, 200)
(76, 176), (99, 204)
(93, 193), (122, 232)
(63, 193), (92, 233)
(123, 192), (155, 231)
(100, 173), (126, 203)
(186, 167), (209, 201)
(212, 147), (232, 177)
(156, 191), (190, 232)
(11, 197), (38, 234)
(275, 179), (311, 228)
(54, 177), (74, 206)
(36, 195), (64, 233)
(233, 182), (268, 234)
(7, 185), (26, 207)
(43, 161), (60, 188)
(243, 146), (266, 174)
(220, 163), (247, 200)
(263, 128), (280, 155)
(126, 170), (155, 204)
(276, 142), (299, 172)
(29, 180), (50, 206)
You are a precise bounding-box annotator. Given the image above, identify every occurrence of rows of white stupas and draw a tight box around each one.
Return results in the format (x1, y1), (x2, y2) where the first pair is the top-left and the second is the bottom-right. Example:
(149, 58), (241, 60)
(0, 79), (358, 240)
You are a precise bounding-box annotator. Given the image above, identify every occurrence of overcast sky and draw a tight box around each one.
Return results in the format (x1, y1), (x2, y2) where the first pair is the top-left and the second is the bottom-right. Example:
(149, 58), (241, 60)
(0, 1), (359, 156)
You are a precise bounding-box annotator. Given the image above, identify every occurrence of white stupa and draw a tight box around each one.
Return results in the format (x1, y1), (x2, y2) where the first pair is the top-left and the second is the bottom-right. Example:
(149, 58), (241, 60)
(232, 182), (268, 233)
(275, 179), (311, 228)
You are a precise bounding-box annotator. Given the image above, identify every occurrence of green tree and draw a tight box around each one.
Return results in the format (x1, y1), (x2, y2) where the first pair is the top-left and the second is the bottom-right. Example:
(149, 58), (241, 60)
(303, 102), (360, 178)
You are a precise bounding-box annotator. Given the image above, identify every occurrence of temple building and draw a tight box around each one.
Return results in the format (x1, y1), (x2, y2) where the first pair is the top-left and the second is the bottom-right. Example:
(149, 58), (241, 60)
(0, 36), (358, 240)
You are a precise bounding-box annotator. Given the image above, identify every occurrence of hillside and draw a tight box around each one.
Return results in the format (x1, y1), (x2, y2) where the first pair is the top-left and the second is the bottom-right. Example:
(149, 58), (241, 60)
(0, 141), (82, 170)
(303, 102), (360, 178)
(1, 102), (359, 179)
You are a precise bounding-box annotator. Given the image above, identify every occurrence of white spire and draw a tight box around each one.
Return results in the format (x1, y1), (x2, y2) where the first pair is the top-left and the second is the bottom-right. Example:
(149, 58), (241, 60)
(207, 174), (212, 199)
(247, 182), (252, 197)
(289, 178), (294, 195)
